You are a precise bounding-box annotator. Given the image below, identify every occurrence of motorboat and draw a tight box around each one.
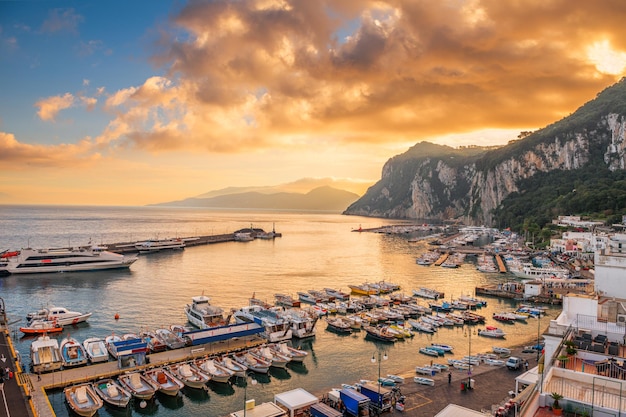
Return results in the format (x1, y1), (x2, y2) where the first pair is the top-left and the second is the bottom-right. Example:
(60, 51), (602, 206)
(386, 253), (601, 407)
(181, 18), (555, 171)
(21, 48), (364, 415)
(233, 305), (293, 342)
(92, 378), (131, 408)
(118, 372), (156, 400)
(27, 306), (92, 326)
(140, 330), (167, 353)
(325, 317), (352, 334)
(419, 347), (441, 357)
(363, 325), (396, 342)
(64, 383), (103, 417)
(269, 342), (308, 363)
(492, 346), (511, 355)
(274, 293), (301, 308)
(407, 319), (435, 334)
(348, 283), (379, 295)
(2, 246), (137, 275)
(105, 334), (122, 358)
(155, 328), (186, 349)
(485, 359), (506, 366)
(30, 334), (62, 373)
(413, 376), (435, 386)
(386, 374), (405, 384)
(19, 320), (63, 335)
(415, 366), (436, 376)
(431, 343), (454, 352)
(478, 326), (506, 338)
(249, 346), (291, 368)
(60, 336), (88, 367)
(232, 351), (271, 374)
(134, 238), (185, 253)
(324, 287), (350, 301)
(192, 357), (233, 383)
(218, 355), (248, 378)
(431, 363), (450, 372)
(280, 309), (317, 338)
(412, 287), (443, 300)
(144, 367), (184, 396)
(169, 362), (210, 389)
(82, 338), (109, 363)
(185, 295), (232, 329)
(297, 291), (320, 304)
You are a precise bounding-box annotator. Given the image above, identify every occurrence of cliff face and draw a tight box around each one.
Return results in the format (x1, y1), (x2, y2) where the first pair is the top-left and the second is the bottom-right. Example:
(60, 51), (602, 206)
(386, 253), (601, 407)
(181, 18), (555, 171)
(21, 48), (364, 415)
(345, 96), (626, 225)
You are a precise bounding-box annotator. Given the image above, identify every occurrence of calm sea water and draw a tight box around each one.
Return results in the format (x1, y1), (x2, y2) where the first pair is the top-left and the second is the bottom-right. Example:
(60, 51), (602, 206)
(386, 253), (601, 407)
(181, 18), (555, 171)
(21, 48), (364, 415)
(0, 205), (560, 417)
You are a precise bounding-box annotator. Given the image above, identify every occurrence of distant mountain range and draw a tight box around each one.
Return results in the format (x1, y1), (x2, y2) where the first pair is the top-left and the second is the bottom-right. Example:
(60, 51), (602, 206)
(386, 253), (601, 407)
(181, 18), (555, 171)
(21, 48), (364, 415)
(151, 185), (360, 212)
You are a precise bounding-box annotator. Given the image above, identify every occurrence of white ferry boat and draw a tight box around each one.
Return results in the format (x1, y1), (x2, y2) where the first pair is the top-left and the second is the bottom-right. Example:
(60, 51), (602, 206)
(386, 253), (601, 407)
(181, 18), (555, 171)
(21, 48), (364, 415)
(184, 295), (232, 329)
(511, 262), (571, 279)
(134, 238), (185, 253)
(0, 246), (137, 275)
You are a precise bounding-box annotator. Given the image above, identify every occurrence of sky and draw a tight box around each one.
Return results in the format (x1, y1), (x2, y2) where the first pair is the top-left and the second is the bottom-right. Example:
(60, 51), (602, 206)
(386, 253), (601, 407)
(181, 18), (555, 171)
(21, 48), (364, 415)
(1, 0), (626, 206)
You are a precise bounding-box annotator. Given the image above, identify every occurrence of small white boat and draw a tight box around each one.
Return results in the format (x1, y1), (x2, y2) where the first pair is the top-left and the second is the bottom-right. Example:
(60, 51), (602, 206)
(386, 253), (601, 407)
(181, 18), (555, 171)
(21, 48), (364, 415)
(118, 372), (156, 400)
(155, 328), (186, 349)
(30, 335), (63, 373)
(169, 362), (210, 389)
(485, 359), (506, 366)
(105, 334), (122, 358)
(415, 366), (436, 376)
(386, 374), (405, 384)
(93, 378), (131, 408)
(144, 367), (184, 396)
(431, 343), (454, 352)
(250, 346), (291, 368)
(419, 347), (440, 357)
(135, 238), (185, 253)
(218, 355), (248, 378)
(232, 351), (270, 374)
(431, 363), (449, 372)
(60, 336), (88, 368)
(478, 326), (506, 338)
(413, 376), (435, 386)
(27, 306), (92, 326)
(64, 383), (103, 417)
(269, 342), (308, 362)
(83, 337), (109, 363)
(194, 358), (234, 383)
(492, 346), (511, 355)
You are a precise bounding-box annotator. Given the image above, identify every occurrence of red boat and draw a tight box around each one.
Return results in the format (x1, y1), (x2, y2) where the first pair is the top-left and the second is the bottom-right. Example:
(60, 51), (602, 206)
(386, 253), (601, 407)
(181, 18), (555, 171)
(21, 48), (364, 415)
(20, 320), (63, 335)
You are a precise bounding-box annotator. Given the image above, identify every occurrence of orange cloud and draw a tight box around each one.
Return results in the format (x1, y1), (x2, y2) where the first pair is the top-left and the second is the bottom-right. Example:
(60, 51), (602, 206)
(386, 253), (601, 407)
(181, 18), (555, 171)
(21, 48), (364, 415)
(35, 93), (75, 121)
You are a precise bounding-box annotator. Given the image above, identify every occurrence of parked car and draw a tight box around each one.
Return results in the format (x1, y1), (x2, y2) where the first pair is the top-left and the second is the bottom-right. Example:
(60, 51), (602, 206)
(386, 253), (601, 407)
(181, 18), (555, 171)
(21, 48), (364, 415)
(506, 356), (523, 370)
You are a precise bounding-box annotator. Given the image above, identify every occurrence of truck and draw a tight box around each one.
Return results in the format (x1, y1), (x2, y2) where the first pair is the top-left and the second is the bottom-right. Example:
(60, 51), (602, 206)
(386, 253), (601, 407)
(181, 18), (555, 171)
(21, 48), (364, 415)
(339, 388), (370, 417)
(506, 356), (523, 370)
(358, 383), (393, 414)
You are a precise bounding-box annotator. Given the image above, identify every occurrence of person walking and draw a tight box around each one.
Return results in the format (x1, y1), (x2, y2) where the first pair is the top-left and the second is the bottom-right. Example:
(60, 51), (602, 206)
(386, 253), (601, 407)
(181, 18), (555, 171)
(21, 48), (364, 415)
(448, 371), (452, 384)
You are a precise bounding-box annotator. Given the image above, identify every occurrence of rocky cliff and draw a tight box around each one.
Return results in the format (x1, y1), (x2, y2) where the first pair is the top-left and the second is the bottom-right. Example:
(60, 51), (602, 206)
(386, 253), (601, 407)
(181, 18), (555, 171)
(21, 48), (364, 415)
(344, 79), (626, 225)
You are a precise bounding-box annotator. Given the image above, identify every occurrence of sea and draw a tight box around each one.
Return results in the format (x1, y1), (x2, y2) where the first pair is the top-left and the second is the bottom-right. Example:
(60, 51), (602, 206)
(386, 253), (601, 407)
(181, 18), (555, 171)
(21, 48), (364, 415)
(0, 205), (561, 417)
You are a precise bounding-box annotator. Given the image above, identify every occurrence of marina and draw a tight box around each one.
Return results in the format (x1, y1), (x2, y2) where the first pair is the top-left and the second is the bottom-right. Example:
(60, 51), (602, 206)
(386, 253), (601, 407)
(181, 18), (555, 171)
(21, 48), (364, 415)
(0, 206), (565, 417)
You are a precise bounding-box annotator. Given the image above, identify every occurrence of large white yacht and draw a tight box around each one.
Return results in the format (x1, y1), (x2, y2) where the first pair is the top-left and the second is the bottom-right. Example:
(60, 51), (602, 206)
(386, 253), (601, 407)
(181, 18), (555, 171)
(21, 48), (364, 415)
(184, 295), (232, 329)
(0, 246), (137, 275)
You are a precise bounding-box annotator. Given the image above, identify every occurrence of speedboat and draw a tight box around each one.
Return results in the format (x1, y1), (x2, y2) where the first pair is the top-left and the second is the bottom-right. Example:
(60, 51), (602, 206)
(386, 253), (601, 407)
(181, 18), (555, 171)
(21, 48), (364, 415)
(19, 320), (63, 335)
(140, 330), (167, 353)
(325, 317), (352, 334)
(2, 246), (137, 275)
(27, 306), (92, 326)
(233, 305), (293, 342)
(92, 378), (131, 408)
(363, 325), (396, 342)
(192, 357), (233, 383)
(169, 362), (210, 389)
(185, 295), (232, 329)
(280, 309), (317, 338)
(60, 336), (88, 367)
(478, 326), (506, 338)
(83, 337), (109, 363)
(30, 335), (62, 373)
(118, 372), (156, 400)
(134, 238), (185, 253)
(64, 383), (103, 417)
(232, 351), (270, 374)
(144, 367), (184, 396)
(155, 328), (186, 349)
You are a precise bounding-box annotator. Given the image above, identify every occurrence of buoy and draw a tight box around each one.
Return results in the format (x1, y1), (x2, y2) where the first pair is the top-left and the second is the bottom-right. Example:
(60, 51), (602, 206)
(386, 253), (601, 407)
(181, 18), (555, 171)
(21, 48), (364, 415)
(140, 400), (147, 409)
(114, 313), (120, 320)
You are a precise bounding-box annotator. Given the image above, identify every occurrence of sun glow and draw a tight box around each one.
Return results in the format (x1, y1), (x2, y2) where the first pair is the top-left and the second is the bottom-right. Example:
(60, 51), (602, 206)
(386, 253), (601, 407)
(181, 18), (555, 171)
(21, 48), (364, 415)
(587, 40), (626, 75)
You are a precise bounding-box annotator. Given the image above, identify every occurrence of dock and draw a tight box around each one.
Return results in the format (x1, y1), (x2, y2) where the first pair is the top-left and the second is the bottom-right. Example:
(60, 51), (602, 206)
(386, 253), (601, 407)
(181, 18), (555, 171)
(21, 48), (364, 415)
(433, 253), (449, 266)
(495, 254), (507, 273)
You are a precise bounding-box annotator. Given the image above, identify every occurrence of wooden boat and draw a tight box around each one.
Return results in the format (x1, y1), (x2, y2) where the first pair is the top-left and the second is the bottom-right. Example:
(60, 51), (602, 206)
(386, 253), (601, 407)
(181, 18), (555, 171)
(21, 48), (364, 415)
(218, 355), (248, 378)
(19, 319), (63, 335)
(83, 337), (109, 363)
(169, 362), (210, 389)
(193, 357), (233, 383)
(144, 367), (184, 396)
(64, 383), (103, 417)
(232, 351), (270, 374)
(363, 325), (396, 342)
(60, 336), (88, 367)
(274, 293), (301, 308)
(118, 372), (156, 400)
(92, 378), (131, 408)
(413, 376), (435, 386)
(325, 317), (352, 334)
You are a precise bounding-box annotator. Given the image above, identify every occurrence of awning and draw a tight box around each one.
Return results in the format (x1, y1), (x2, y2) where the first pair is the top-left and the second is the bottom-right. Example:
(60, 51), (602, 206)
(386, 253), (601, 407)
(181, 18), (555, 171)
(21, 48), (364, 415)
(512, 383), (536, 405)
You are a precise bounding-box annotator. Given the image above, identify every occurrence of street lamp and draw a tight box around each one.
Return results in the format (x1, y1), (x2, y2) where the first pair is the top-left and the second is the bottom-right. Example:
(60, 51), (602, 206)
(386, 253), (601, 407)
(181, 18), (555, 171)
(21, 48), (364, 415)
(537, 312), (541, 362)
(242, 372), (257, 417)
(464, 326), (476, 389)
(371, 350), (388, 410)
